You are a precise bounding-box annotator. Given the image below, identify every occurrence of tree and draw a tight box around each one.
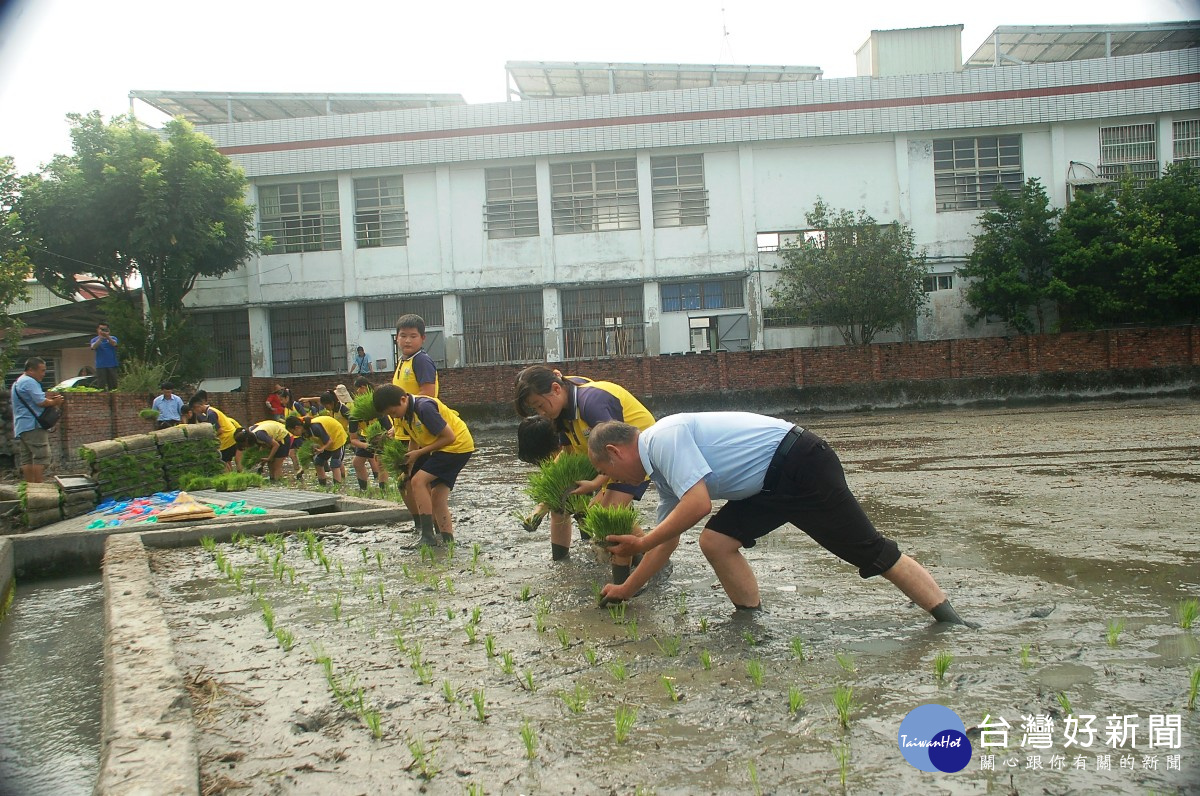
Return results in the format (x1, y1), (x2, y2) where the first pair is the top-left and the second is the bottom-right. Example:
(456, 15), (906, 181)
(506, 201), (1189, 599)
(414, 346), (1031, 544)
(769, 199), (929, 345)
(1050, 164), (1200, 329)
(15, 111), (263, 382)
(959, 178), (1059, 334)
(0, 156), (31, 375)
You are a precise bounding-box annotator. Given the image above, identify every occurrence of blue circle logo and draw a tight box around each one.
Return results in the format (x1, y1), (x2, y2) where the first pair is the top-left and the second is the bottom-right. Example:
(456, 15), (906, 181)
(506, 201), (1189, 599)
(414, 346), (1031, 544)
(897, 704), (972, 772)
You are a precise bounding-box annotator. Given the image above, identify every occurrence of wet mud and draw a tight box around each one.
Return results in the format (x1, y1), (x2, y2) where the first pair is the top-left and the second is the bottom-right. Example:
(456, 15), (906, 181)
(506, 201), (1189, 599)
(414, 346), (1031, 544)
(149, 398), (1200, 794)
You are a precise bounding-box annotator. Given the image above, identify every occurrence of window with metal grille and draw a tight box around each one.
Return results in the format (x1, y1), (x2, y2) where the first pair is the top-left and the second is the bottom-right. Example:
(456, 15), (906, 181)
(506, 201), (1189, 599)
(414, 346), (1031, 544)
(550, 159), (639, 234)
(1100, 124), (1158, 189)
(259, 181), (341, 252)
(460, 291), (544, 365)
(270, 304), (346, 375)
(651, 154), (708, 228)
(1173, 120), (1200, 169)
(933, 135), (1023, 211)
(362, 297), (445, 331)
(561, 285), (646, 359)
(354, 176), (408, 248)
(923, 274), (954, 292)
(189, 310), (251, 378)
(484, 166), (539, 239)
(660, 279), (745, 313)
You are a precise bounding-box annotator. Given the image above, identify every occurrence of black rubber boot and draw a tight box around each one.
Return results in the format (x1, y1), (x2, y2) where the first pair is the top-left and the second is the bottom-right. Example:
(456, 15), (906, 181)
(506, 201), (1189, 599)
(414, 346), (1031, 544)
(357, 478), (369, 490)
(734, 603), (763, 612)
(438, 531), (454, 547)
(551, 543), (570, 561)
(611, 564), (631, 585)
(930, 599), (977, 627)
(417, 515), (438, 548)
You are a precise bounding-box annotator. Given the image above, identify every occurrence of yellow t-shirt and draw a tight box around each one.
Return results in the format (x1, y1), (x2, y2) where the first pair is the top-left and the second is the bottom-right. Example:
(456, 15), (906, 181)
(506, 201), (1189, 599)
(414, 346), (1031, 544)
(308, 415), (349, 450)
(560, 381), (655, 454)
(209, 407), (241, 451)
(397, 396), (473, 454)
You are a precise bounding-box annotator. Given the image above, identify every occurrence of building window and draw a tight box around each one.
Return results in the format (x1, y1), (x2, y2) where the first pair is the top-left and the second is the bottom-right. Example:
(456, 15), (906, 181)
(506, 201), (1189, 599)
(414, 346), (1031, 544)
(1099, 124), (1158, 189)
(270, 303), (346, 375)
(923, 274), (954, 292)
(259, 181), (341, 252)
(485, 166), (539, 239)
(354, 176), (408, 248)
(190, 310), (251, 378)
(460, 291), (544, 365)
(363, 296), (445, 331)
(1173, 120), (1200, 169)
(660, 279), (745, 313)
(550, 159), (639, 234)
(933, 135), (1023, 211)
(561, 285), (645, 360)
(651, 154), (708, 228)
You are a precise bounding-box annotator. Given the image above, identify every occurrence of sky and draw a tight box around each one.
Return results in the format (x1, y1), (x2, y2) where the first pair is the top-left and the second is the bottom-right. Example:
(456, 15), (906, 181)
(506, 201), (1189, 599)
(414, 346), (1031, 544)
(0, 0), (1196, 174)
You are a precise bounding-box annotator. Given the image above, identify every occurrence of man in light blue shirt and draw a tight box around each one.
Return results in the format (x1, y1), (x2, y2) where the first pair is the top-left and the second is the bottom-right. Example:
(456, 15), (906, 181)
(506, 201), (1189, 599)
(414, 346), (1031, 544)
(151, 382), (185, 429)
(588, 412), (970, 624)
(10, 357), (65, 484)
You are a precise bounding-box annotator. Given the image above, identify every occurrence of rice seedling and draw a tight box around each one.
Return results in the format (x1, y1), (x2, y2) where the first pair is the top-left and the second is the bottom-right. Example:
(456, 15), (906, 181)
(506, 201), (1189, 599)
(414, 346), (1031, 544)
(471, 542), (482, 566)
(362, 708), (383, 739)
(348, 390), (379, 422)
(677, 592), (689, 616)
(1177, 598), (1198, 630)
(353, 569), (365, 587)
(614, 706), (637, 744)
(470, 606), (482, 625)
(501, 651), (516, 675)
(337, 560), (346, 579)
(583, 646), (598, 666)
(535, 613), (547, 634)
(933, 651), (953, 681)
(393, 630), (407, 654)
(608, 659), (628, 682)
(579, 503), (640, 550)
(519, 585), (531, 601)
(561, 683), (589, 714)
(275, 628), (295, 651)
(1106, 619), (1125, 647)
(699, 649), (712, 670)
(790, 636), (805, 661)
(833, 685), (855, 729)
(835, 743), (850, 788)
(375, 549), (385, 571)
(331, 592), (342, 621)
(472, 688), (486, 722)
(661, 675), (681, 702)
(444, 575), (455, 594)
(626, 618), (639, 641)
(259, 599), (276, 633)
(1020, 644), (1032, 668)
(519, 719), (538, 760)
(199, 536), (216, 553)
(746, 659), (765, 687)
(836, 652), (855, 673)
(464, 623), (478, 644)
(526, 452), (597, 516)
(1188, 666), (1200, 711)
(466, 783), (484, 796)
(522, 669), (536, 693)
(1056, 691), (1072, 716)
(742, 629), (757, 647)
(699, 617), (709, 633)
(485, 634), (496, 658)
(441, 679), (457, 704)
(377, 582), (386, 603)
(414, 661), (433, 685)
(787, 685), (806, 715)
(406, 734), (438, 780)
(653, 635), (682, 657)
(747, 760), (761, 796)
(608, 602), (627, 623)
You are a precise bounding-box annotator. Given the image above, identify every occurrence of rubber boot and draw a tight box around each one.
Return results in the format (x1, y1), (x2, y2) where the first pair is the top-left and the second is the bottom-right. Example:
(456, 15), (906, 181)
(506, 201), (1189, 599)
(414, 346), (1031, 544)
(611, 563), (631, 585)
(357, 478), (369, 490)
(438, 531), (454, 547)
(930, 599), (976, 627)
(417, 514), (438, 549)
(551, 543), (570, 561)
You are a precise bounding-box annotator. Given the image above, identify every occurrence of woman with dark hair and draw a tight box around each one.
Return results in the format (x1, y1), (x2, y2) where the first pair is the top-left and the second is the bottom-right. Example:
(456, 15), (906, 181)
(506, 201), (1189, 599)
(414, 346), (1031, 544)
(242, 416), (304, 481)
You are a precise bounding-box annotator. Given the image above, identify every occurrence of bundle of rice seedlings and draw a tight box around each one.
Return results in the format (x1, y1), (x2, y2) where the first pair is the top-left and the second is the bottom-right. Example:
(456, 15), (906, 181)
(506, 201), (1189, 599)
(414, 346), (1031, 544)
(349, 391), (378, 422)
(380, 437), (409, 484)
(364, 420), (387, 450)
(139, 408), (160, 421)
(579, 504), (639, 552)
(526, 452), (597, 516)
(178, 473), (215, 491)
(297, 439), (316, 469)
(213, 472), (265, 492)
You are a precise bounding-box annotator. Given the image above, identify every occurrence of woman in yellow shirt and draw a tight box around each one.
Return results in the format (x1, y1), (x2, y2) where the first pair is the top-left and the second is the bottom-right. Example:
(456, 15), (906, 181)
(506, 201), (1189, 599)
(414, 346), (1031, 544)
(300, 414), (349, 486)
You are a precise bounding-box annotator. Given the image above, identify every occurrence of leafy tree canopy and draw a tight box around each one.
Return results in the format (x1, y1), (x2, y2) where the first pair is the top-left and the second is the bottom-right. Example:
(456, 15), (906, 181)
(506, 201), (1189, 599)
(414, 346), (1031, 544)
(958, 178), (1059, 334)
(15, 111), (263, 382)
(0, 156), (32, 375)
(770, 199), (929, 345)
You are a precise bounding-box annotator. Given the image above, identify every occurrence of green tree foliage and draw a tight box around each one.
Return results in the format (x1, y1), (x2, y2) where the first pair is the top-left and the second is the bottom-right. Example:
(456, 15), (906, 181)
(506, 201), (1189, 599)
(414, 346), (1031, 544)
(15, 111), (262, 382)
(0, 157), (32, 374)
(770, 199), (929, 345)
(1050, 164), (1200, 329)
(959, 179), (1059, 334)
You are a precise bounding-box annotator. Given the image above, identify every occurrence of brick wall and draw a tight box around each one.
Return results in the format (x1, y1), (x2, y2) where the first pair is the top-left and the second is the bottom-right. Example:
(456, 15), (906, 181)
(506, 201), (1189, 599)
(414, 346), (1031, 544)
(28, 324), (1198, 471)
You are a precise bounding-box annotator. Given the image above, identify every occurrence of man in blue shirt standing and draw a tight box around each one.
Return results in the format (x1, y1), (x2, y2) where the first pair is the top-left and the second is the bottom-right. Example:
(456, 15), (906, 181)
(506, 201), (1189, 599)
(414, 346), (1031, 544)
(588, 412), (971, 625)
(90, 322), (119, 391)
(10, 357), (65, 484)
(151, 382), (185, 429)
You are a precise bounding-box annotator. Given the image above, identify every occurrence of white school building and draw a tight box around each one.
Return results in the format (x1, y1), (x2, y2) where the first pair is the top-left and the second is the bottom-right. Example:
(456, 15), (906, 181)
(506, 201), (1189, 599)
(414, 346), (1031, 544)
(135, 22), (1200, 386)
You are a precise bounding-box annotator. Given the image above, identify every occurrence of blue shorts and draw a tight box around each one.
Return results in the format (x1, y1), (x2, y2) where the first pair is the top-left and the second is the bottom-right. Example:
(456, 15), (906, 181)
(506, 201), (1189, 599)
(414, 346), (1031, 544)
(314, 447), (346, 470)
(411, 451), (472, 489)
(605, 478), (650, 499)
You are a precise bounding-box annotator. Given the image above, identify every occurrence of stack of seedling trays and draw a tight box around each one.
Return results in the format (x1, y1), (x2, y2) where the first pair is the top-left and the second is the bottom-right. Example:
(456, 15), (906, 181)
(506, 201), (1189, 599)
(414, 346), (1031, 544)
(55, 475), (100, 520)
(157, 423), (224, 490)
(17, 481), (65, 530)
(80, 432), (167, 501)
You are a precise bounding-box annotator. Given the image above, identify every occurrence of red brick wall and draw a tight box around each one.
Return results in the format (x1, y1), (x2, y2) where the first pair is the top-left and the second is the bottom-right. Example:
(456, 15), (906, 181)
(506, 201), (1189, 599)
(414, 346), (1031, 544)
(37, 324), (1197, 469)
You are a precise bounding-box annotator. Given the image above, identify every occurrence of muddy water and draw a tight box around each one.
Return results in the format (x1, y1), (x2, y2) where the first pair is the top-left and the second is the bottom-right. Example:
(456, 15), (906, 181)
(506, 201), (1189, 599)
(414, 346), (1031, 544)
(150, 399), (1200, 795)
(0, 575), (103, 796)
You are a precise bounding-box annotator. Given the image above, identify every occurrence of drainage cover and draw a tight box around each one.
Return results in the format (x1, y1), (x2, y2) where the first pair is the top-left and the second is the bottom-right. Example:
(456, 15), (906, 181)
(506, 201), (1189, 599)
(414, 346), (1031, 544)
(185, 488), (340, 513)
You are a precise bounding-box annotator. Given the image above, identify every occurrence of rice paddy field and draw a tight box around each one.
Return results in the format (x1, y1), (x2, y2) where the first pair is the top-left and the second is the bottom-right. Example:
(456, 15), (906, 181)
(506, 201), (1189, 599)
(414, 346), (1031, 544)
(149, 397), (1200, 795)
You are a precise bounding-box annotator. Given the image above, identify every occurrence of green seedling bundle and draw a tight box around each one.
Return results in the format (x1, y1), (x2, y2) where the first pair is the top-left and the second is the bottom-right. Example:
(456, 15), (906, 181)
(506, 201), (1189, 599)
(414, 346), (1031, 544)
(348, 391), (379, 422)
(525, 452), (597, 517)
(578, 503), (640, 553)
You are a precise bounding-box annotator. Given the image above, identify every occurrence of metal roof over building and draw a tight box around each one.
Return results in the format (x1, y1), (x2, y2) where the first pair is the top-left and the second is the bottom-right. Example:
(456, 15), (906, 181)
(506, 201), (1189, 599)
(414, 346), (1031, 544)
(505, 60), (822, 100)
(965, 22), (1200, 68)
(128, 90), (467, 125)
